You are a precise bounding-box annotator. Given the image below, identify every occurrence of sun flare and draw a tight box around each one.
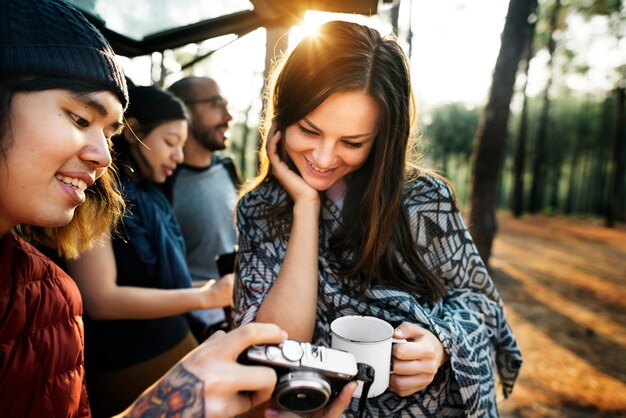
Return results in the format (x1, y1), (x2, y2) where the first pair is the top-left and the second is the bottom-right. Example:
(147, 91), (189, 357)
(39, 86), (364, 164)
(288, 11), (333, 49)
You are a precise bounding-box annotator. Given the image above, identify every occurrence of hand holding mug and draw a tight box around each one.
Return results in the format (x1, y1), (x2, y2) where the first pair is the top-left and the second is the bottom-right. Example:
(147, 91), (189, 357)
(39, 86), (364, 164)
(389, 322), (449, 397)
(330, 315), (406, 398)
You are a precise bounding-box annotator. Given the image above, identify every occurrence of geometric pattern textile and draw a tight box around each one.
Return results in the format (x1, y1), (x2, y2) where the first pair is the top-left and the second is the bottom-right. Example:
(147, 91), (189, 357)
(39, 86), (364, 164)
(234, 175), (522, 417)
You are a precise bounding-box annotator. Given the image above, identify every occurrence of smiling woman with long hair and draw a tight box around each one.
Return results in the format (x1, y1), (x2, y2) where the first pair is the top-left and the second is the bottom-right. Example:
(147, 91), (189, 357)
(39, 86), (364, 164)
(234, 20), (522, 417)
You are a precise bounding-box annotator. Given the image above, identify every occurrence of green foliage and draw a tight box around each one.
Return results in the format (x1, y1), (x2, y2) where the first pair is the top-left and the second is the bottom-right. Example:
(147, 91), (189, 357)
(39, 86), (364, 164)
(419, 92), (620, 215)
(509, 94), (618, 215)
(577, 0), (623, 16)
(543, 205), (556, 215)
(422, 102), (478, 161)
(421, 103), (479, 203)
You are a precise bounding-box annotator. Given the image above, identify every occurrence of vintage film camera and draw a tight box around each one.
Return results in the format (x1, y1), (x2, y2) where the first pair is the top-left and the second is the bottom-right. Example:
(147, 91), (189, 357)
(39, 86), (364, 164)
(241, 339), (373, 414)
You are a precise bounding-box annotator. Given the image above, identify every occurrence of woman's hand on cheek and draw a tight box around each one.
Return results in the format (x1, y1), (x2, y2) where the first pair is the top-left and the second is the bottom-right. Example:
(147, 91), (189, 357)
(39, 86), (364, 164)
(266, 126), (319, 205)
(389, 322), (449, 397)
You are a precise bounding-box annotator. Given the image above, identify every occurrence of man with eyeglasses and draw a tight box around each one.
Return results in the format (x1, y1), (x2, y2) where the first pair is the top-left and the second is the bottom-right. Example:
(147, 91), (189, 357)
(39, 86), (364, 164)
(167, 76), (241, 341)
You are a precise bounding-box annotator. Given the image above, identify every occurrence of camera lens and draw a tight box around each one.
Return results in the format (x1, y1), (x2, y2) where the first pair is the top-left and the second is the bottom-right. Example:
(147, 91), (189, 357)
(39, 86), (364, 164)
(275, 371), (331, 413)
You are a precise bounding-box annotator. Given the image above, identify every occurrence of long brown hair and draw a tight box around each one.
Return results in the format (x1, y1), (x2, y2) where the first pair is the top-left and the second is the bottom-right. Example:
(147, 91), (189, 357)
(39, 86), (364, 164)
(242, 21), (447, 301)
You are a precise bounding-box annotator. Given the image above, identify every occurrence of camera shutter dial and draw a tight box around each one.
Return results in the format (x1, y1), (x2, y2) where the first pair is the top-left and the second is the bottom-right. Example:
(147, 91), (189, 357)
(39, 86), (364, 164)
(281, 340), (304, 362)
(265, 345), (283, 360)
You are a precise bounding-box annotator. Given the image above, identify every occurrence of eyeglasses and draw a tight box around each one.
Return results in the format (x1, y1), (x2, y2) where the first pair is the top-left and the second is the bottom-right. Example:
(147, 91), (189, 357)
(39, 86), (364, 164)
(184, 95), (229, 112)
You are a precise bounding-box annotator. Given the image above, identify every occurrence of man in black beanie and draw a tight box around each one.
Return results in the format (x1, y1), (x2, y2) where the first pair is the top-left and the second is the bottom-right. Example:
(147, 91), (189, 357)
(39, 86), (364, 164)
(1, 1), (360, 418)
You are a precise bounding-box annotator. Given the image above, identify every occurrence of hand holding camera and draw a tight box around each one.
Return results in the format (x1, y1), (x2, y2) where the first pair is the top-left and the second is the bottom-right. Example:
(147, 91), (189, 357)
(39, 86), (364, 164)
(240, 339), (374, 416)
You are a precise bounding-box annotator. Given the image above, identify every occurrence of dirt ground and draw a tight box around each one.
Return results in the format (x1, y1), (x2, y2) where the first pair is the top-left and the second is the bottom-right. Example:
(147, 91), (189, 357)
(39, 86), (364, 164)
(491, 212), (626, 418)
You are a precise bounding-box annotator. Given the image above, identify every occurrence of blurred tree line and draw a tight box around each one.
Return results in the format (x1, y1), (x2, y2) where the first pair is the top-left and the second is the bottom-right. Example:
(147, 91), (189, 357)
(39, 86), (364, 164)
(422, 91), (623, 216)
(424, 0), (626, 263)
(161, 0), (624, 266)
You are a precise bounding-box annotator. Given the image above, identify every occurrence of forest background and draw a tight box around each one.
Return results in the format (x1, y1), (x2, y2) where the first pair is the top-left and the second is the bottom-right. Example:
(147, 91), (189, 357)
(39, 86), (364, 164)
(118, 0), (625, 262)
(82, 0), (626, 415)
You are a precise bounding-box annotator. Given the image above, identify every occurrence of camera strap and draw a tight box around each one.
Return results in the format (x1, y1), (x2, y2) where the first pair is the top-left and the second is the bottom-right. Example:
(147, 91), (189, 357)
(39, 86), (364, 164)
(355, 363), (375, 418)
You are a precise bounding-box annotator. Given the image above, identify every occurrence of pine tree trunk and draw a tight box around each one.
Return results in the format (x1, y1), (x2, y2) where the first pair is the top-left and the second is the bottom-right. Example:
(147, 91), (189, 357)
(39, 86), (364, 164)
(606, 86), (626, 227)
(512, 96), (529, 217)
(564, 109), (583, 215)
(529, 0), (561, 213)
(528, 88), (551, 213)
(468, 0), (537, 264)
(511, 2), (538, 218)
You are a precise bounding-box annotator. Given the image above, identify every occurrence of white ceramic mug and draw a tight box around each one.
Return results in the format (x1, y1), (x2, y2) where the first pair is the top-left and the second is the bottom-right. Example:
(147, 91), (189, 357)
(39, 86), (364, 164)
(330, 315), (406, 398)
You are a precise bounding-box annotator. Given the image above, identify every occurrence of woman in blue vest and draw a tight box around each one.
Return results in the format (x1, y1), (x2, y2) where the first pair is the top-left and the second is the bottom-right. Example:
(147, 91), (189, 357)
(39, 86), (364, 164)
(64, 84), (237, 417)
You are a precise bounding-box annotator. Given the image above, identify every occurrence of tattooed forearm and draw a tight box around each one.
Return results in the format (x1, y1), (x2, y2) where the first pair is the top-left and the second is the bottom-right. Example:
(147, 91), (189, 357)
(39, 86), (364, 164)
(122, 364), (205, 418)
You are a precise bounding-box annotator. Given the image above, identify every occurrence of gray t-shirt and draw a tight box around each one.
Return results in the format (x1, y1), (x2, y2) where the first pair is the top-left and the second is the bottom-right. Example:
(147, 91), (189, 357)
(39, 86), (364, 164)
(171, 159), (238, 326)
(171, 160), (238, 282)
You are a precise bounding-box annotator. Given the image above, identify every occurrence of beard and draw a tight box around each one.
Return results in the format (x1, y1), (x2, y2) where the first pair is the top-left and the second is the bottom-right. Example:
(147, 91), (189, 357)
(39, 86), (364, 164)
(191, 122), (228, 151)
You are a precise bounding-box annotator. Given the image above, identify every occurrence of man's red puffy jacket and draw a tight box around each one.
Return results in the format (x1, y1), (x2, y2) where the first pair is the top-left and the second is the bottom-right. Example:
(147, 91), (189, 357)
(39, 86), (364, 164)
(0, 232), (90, 417)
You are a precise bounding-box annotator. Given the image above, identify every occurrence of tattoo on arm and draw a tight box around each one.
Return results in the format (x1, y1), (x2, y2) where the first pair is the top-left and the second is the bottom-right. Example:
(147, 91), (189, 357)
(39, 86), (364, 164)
(123, 364), (205, 418)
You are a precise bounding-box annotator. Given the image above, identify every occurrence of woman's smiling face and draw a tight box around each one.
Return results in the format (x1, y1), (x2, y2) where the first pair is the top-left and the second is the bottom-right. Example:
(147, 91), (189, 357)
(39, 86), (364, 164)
(283, 90), (379, 192)
(0, 89), (122, 236)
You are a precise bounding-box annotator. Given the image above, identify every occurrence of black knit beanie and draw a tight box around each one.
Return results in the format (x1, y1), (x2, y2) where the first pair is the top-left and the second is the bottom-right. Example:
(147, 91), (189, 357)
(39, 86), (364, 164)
(125, 85), (188, 127)
(0, 0), (128, 108)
